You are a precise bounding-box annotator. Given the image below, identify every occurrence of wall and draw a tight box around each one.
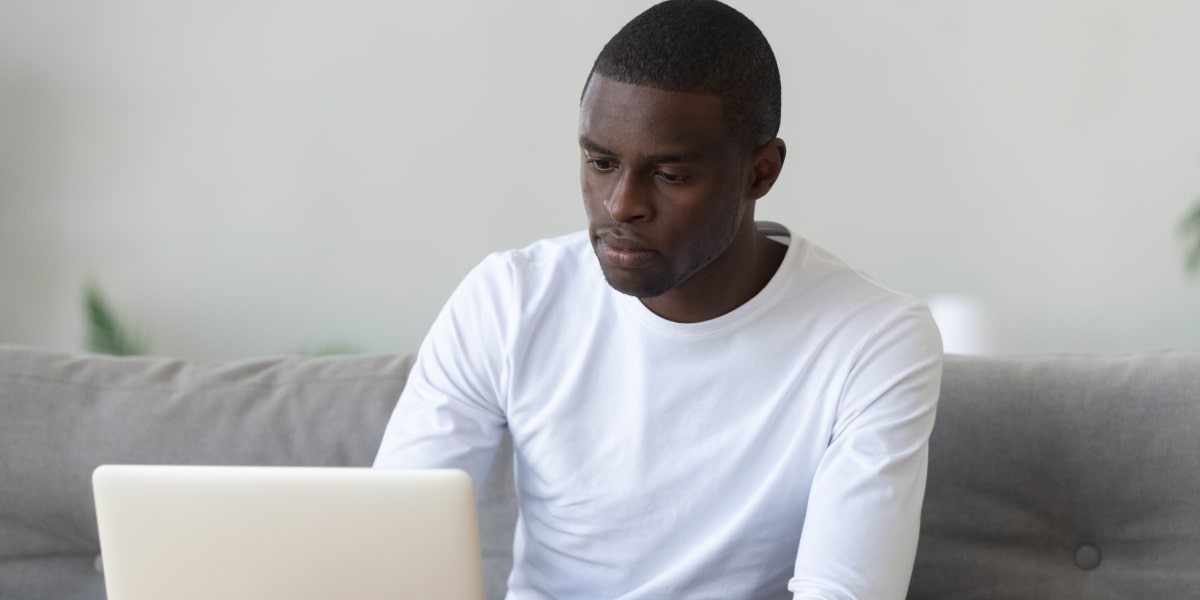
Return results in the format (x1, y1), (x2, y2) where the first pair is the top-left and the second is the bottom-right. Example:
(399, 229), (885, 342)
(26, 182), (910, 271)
(1, 0), (1198, 358)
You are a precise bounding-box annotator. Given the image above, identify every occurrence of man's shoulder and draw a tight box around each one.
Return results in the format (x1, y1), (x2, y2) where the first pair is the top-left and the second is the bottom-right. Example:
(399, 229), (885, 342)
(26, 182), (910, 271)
(463, 230), (600, 302)
(790, 237), (918, 309)
(784, 236), (938, 346)
(505, 230), (592, 269)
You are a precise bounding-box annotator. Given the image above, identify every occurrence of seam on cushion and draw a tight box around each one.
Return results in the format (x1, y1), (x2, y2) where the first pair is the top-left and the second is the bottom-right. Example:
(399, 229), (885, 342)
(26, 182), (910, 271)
(0, 551), (102, 562)
(0, 371), (407, 395)
(0, 512), (98, 555)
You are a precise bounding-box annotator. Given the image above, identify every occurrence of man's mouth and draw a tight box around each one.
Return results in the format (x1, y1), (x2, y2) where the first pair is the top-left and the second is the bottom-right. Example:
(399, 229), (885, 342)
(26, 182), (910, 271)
(597, 236), (658, 269)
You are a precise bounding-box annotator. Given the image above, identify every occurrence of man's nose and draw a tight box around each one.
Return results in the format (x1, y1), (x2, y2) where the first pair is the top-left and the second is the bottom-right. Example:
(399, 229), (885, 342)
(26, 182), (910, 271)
(606, 172), (653, 223)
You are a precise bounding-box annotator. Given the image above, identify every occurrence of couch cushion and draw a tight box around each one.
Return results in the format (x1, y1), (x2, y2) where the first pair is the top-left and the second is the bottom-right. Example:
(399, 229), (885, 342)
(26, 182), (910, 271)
(910, 353), (1200, 599)
(0, 346), (415, 599)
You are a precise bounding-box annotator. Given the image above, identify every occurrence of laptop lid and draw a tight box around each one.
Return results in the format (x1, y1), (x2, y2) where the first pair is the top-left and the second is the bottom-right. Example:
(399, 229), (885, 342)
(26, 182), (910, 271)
(93, 465), (485, 600)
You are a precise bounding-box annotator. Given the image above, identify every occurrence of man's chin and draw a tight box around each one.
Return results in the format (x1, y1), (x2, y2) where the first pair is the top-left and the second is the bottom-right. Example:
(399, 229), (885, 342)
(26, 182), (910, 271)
(599, 267), (672, 299)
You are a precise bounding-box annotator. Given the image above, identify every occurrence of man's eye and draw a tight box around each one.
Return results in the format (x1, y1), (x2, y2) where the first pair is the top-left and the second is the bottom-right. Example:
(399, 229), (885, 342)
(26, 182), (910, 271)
(587, 159), (617, 172)
(656, 171), (688, 184)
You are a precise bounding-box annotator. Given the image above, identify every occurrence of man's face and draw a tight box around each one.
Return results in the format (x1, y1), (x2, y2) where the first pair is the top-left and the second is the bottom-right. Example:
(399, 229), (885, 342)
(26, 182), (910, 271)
(579, 75), (752, 299)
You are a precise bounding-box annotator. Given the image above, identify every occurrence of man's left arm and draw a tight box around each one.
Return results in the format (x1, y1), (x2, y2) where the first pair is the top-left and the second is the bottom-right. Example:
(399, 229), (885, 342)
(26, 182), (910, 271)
(788, 300), (944, 600)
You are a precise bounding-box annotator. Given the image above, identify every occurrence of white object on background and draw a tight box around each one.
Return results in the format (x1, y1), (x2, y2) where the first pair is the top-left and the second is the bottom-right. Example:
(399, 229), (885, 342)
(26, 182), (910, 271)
(927, 294), (996, 355)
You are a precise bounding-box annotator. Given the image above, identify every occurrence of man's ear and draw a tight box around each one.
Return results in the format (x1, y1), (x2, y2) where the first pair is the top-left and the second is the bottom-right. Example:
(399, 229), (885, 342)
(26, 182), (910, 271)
(747, 138), (786, 201)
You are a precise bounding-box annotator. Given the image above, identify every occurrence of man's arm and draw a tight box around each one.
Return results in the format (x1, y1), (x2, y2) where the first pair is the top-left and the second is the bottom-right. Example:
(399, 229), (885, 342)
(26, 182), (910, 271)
(373, 254), (512, 487)
(788, 300), (943, 600)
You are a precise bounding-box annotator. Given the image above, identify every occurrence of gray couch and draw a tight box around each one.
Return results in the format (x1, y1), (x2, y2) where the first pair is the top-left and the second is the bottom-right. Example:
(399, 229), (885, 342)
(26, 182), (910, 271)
(1, 344), (1197, 599)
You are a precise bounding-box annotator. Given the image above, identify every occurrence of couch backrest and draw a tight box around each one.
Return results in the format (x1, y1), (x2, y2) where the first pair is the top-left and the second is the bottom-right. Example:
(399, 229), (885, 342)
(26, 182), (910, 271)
(910, 353), (1200, 598)
(4, 346), (1198, 599)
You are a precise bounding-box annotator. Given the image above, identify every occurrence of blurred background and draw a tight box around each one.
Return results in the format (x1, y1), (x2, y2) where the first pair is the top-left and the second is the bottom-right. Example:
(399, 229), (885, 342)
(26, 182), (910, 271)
(1, 0), (1198, 358)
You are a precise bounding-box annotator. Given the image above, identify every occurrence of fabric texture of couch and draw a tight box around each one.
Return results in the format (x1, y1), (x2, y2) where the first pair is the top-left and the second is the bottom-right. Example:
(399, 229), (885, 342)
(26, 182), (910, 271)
(1, 344), (1197, 599)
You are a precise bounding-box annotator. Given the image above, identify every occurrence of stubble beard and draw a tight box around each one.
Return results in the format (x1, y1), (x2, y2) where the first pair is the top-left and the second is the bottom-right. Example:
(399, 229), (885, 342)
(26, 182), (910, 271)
(597, 202), (744, 300)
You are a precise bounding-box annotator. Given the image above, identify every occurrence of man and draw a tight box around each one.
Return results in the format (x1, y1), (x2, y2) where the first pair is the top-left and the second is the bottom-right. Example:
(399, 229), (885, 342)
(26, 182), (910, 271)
(374, 1), (943, 598)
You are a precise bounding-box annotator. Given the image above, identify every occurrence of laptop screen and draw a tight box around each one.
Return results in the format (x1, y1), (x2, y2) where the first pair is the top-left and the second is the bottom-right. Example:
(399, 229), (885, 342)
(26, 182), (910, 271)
(93, 465), (484, 600)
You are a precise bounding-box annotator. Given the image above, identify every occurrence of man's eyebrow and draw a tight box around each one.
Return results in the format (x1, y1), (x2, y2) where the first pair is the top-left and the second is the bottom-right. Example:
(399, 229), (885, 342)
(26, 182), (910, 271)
(579, 137), (614, 156)
(579, 136), (700, 164)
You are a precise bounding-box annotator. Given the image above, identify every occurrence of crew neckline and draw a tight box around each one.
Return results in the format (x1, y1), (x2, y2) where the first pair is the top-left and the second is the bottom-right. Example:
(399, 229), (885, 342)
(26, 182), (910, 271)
(612, 225), (805, 339)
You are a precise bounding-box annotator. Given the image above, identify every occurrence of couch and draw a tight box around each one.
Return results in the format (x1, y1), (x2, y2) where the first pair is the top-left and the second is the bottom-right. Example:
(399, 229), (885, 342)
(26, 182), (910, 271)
(1, 344), (1197, 599)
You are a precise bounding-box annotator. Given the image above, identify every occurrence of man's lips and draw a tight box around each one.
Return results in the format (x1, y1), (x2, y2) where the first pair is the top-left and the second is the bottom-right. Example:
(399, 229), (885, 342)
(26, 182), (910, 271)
(597, 236), (658, 269)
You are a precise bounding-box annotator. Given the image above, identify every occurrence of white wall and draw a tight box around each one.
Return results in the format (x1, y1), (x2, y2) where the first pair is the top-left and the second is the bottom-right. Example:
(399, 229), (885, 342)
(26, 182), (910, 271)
(1, 1), (1198, 358)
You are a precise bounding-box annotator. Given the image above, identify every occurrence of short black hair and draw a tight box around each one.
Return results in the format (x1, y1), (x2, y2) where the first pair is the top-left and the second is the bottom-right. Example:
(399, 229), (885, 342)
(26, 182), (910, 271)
(584, 0), (782, 147)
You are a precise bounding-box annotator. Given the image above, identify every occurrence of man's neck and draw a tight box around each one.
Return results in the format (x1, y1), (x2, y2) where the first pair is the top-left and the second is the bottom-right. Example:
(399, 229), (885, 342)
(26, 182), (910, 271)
(640, 231), (788, 324)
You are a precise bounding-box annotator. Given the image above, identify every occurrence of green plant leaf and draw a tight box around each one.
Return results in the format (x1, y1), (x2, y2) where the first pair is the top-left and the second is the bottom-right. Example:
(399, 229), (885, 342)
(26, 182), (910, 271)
(296, 341), (363, 356)
(1187, 244), (1200, 274)
(85, 285), (149, 356)
(1182, 199), (1200, 275)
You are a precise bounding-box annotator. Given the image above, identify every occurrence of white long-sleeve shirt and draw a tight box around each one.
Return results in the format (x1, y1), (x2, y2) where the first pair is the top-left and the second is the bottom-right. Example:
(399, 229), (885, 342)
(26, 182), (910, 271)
(375, 226), (943, 599)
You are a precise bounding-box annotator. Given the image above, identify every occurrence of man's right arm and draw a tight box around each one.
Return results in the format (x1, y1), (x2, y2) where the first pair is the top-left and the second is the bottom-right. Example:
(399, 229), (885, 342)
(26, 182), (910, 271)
(373, 254), (512, 487)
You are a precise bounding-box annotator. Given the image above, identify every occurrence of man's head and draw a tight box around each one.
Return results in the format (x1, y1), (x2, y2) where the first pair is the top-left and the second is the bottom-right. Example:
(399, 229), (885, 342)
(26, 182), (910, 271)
(578, 1), (786, 314)
(584, 0), (781, 148)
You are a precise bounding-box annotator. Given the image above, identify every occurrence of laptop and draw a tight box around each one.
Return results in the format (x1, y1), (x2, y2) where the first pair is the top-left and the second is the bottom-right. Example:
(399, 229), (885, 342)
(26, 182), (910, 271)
(92, 465), (485, 600)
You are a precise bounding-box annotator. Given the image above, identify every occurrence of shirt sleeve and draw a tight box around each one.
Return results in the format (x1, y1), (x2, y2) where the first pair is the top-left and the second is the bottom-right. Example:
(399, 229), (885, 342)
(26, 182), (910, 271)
(372, 253), (512, 489)
(788, 300), (944, 599)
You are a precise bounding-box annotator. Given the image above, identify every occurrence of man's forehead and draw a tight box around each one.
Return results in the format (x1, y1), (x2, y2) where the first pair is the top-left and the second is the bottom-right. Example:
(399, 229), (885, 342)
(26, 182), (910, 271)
(579, 75), (728, 154)
(581, 75), (723, 121)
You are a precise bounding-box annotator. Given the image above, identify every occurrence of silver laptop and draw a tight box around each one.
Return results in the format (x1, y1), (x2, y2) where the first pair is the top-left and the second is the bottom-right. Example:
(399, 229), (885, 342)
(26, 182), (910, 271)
(93, 465), (485, 600)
